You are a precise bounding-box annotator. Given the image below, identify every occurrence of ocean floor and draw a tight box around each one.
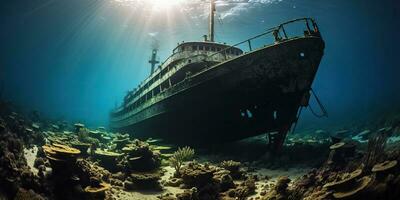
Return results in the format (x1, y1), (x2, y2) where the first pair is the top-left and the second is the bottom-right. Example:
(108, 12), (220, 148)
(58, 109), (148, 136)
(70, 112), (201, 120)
(1, 101), (400, 200)
(22, 144), (312, 200)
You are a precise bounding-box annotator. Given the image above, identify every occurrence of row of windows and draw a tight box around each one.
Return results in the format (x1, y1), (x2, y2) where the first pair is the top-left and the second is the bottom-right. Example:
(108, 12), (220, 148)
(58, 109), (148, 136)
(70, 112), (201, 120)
(178, 45), (242, 55)
(124, 66), (166, 105)
(122, 78), (177, 114)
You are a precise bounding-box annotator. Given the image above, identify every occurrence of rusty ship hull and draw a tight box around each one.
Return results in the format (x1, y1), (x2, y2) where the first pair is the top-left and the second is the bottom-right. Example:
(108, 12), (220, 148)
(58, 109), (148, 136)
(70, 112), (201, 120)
(111, 36), (325, 145)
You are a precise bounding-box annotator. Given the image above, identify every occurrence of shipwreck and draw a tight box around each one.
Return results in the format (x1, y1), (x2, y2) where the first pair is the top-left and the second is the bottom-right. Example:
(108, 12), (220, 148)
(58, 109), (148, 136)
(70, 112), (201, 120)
(110, 0), (325, 150)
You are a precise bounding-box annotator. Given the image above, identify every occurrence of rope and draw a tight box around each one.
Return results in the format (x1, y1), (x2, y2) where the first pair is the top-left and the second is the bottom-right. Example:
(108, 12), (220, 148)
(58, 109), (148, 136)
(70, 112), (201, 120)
(308, 88), (328, 118)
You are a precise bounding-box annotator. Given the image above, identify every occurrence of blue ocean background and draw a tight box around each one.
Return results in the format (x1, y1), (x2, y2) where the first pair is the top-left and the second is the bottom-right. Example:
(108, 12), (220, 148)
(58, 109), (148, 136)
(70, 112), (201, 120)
(0, 0), (399, 133)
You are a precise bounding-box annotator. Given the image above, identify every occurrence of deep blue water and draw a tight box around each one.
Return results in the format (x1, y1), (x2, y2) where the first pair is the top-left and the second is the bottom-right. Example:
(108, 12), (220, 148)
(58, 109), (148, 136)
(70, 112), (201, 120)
(0, 0), (399, 131)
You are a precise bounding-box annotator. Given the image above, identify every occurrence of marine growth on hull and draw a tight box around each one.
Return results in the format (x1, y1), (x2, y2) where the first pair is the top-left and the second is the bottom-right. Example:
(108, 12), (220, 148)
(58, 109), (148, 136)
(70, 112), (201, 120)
(1, 101), (400, 200)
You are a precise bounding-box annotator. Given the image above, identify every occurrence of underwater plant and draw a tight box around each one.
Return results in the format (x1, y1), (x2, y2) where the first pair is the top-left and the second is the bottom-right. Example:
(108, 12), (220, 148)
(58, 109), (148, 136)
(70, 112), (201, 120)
(169, 146), (195, 176)
(363, 128), (390, 169)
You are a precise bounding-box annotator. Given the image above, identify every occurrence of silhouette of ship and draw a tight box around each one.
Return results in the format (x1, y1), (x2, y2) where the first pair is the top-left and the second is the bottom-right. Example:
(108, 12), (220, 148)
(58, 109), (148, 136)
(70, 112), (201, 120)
(110, 0), (325, 149)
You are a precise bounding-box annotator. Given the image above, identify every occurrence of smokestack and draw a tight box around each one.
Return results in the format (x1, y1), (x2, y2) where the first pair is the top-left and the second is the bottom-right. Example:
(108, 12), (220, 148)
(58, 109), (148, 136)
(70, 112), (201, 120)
(209, 0), (216, 42)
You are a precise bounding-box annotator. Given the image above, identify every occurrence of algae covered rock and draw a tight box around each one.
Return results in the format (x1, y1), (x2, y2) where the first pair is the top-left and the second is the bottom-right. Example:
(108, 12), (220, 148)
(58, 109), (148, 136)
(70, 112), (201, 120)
(93, 149), (122, 172)
(0, 132), (34, 198)
(165, 177), (184, 187)
(123, 139), (161, 172)
(42, 143), (81, 175)
(74, 123), (85, 133)
(75, 159), (112, 187)
(14, 188), (45, 200)
(180, 162), (215, 188)
(262, 176), (291, 200)
(275, 176), (291, 193)
(176, 187), (199, 200)
(127, 171), (162, 190)
(332, 176), (371, 199)
(179, 162), (220, 200)
(112, 133), (130, 150)
(221, 176), (256, 199)
(219, 160), (243, 179)
(218, 174), (234, 192)
(84, 177), (111, 200)
(70, 140), (91, 156)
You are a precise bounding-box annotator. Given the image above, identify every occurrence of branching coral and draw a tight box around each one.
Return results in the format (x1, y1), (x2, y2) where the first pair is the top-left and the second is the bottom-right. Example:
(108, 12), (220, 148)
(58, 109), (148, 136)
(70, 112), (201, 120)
(169, 146), (194, 176)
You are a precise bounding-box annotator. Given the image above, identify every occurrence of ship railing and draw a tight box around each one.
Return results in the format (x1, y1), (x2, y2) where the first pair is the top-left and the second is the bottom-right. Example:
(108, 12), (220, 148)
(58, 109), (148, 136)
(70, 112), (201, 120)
(206, 17), (321, 62)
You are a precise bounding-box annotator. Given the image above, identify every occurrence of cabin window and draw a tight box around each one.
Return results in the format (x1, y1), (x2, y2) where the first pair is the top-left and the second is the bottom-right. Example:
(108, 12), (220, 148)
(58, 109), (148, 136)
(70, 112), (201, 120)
(205, 46), (210, 51)
(200, 46), (204, 51)
(181, 46), (185, 52)
(192, 45), (197, 51)
(211, 46), (215, 51)
(141, 96), (145, 104)
(217, 47), (221, 51)
(153, 86), (160, 96)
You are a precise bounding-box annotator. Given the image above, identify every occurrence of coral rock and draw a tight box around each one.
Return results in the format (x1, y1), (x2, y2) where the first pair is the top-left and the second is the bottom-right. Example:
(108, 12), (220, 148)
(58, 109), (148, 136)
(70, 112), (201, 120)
(129, 171), (162, 190)
(332, 176), (371, 199)
(14, 188), (45, 200)
(220, 160), (243, 179)
(180, 162), (215, 188)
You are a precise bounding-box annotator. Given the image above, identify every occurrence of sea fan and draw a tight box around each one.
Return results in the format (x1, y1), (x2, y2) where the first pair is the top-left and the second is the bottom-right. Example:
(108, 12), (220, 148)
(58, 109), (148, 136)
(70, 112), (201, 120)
(169, 146), (195, 175)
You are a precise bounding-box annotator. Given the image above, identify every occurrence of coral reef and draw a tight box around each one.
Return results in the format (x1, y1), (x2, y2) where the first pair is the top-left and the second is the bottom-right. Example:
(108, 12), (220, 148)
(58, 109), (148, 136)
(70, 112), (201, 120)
(282, 127), (400, 200)
(2, 100), (400, 200)
(0, 124), (45, 199)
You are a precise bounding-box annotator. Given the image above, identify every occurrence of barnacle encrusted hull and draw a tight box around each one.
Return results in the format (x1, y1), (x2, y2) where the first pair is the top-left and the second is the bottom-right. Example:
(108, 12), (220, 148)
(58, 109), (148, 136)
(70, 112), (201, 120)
(111, 36), (324, 145)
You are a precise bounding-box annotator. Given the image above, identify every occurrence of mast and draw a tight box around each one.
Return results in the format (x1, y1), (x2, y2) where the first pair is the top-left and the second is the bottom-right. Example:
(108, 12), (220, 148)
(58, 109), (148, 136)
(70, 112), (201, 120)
(209, 0), (216, 42)
(148, 48), (159, 74)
